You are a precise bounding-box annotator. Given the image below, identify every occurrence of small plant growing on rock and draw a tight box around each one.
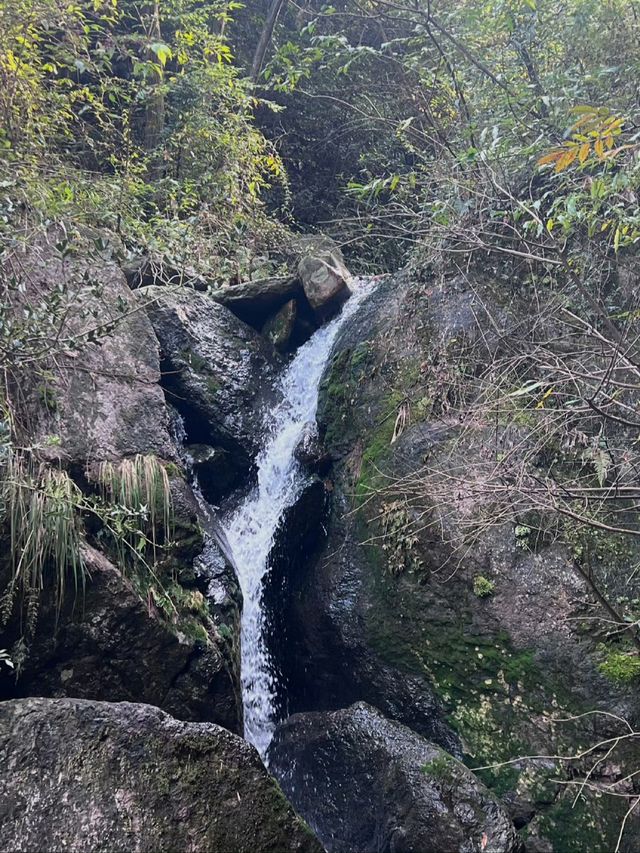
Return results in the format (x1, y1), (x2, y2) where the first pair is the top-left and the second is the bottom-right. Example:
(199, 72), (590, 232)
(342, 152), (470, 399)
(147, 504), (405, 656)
(473, 576), (495, 598)
(97, 454), (172, 558)
(380, 499), (423, 575)
(598, 651), (640, 683)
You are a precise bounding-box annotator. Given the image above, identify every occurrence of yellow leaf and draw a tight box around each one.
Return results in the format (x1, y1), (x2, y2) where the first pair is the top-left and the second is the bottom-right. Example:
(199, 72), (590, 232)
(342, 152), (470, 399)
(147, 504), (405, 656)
(555, 148), (578, 172)
(537, 150), (562, 166)
(605, 134), (614, 149)
(536, 387), (554, 409)
(594, 138), (605, 158)
(578, 143), (590, 164)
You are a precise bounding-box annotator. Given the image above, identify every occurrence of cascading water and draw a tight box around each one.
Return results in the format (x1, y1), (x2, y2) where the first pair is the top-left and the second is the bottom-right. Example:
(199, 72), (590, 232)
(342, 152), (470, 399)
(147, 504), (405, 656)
(222, 279), (374, 759)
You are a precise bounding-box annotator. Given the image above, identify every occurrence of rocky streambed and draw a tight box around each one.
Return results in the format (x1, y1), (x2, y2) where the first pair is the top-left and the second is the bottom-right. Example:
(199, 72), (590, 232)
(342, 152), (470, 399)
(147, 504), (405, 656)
(1, 231), (640, 852)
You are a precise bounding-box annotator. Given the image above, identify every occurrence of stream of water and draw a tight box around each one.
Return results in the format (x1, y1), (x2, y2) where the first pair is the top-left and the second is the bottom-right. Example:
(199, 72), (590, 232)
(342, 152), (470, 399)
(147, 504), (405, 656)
(222, 280), (374, 759)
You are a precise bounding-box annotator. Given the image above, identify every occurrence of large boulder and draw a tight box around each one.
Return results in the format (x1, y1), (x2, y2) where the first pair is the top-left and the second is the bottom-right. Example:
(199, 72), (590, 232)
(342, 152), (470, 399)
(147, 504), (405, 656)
(140, 285), (281, 492)
(0, 542), (242, 733)
(0, 697), (322, 853)
(269, 702), (519, 853)
(3, 232), (175, 467)
(210, 275), (302, 327)
(0, 232), (243, 732)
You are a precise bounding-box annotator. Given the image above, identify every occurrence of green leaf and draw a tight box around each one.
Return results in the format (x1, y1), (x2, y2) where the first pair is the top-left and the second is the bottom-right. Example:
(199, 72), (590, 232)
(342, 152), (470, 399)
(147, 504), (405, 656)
(150, 42), (172, 67)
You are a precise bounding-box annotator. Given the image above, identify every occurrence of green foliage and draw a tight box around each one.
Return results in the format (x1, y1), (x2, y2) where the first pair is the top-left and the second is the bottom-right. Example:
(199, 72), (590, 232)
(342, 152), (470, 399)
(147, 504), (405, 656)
(380, 499), (423, 575)
(472, 575), (495, 598)
(98, 454), (172, 558)
(598, 651), (640, 684)
(0, 0), (289, 283)
(473, 575), (496, 598)
(421, 754), (453, 780)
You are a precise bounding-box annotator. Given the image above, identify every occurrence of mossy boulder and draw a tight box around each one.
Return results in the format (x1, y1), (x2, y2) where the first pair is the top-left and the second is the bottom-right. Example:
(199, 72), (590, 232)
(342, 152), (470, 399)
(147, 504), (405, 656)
(262, 298), (298, 352)
(0, 697), (322, 853)
(288, 271), (640, 850)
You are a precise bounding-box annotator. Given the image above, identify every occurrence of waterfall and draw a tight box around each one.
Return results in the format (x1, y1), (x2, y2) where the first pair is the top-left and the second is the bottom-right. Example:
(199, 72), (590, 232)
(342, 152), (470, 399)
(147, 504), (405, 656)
(222, 279), (374, 759)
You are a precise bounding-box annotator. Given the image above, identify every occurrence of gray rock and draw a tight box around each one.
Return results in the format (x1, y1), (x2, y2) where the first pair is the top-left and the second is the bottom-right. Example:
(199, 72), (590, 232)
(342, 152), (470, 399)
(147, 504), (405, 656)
(0, 697), (323, 853)
(140, 286), (281, 492)
(298, 249), (351, 317)
(5, 235), (175, 466)
(186, 443), (237, 505)
(269, 702), (520, 853)
(210, 276), (302, 327)
(293, 424), (331, 475)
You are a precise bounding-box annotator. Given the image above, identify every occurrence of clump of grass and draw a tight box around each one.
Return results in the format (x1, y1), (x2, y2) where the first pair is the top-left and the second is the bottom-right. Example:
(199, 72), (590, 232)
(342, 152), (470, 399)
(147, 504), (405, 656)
(97, 454), (172, 557)
(0, 452), (86, 637)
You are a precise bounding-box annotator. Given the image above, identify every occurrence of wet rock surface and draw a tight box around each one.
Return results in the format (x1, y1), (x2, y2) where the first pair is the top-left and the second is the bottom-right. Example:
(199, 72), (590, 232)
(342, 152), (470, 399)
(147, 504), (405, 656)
(141, 285), (281, 494)
(0, 697), (323, 853)
(269, 702), (520, 853)
(281, 271), (640, 850)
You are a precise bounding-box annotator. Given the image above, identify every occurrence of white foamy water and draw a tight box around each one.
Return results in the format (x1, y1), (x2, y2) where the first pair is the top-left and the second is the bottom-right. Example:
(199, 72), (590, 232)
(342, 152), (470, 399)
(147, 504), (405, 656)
(222, 279), (374, 758)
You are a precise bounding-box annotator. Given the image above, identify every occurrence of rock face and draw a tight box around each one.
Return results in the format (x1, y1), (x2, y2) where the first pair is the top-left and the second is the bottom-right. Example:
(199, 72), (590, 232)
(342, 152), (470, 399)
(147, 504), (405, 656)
(210, 275), (302, 326)
(186, 443), (238, 505)
(141, 285), (280, 492)
(281, 271), (640, 850)
(0, 698), (322, 853)
(269, 702), (519, 853)
(262, 298), (298, 352)
(5, 234), (175, 467)
(0, 233), (244, 734)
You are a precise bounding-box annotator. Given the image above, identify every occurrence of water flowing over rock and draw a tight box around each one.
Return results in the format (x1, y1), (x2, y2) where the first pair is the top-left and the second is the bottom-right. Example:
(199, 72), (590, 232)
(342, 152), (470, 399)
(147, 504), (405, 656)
(269, 702), (520, 853)
(0, 698), (323, 853)
(221, 280), (376, 759)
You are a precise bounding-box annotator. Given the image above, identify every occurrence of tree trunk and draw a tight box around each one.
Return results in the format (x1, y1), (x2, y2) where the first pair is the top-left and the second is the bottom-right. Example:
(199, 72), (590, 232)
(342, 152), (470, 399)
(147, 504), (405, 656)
(143, 0), (165, 178)
(251, 0), (288, 83)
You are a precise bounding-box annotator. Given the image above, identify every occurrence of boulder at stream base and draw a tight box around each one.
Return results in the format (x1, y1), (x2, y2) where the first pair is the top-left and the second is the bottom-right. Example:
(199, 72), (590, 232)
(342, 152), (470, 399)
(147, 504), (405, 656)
(269, 703), (520, 853)
(0, 544), (241, 733)
(0, 698), (323, 853)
